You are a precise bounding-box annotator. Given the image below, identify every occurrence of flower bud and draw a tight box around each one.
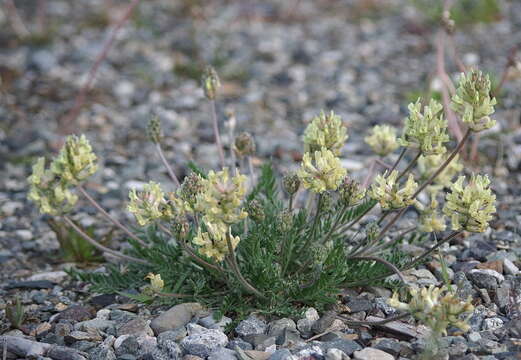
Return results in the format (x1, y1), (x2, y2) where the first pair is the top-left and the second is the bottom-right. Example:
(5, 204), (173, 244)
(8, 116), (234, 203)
(338, 176), (366, 207)
(147, 116), (162, 144)
(246, 199), (265, 222)
(202, 66), (221, 100)
(282, 172), (300, 195)
(278, 209), (293, 232)
(234, 132), (256, 157)
(179, 173), (205, 208)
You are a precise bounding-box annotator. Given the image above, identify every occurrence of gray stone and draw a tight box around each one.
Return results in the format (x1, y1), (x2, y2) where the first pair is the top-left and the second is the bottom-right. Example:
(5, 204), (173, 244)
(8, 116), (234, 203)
(110, 309), (137, 325)
(469, 306), (488, 331)
(114, 335), (140, 356)
(227, 339), (253, 351)
(268, 349), (292, 360)
(235, 316), (267, 337)
(181, 328), (228, 357)
(345, 298), (373, 313)
(208, 348), (237, 360)
(157, 331), (183, 358)
(409, 268), (438, 286)
(354, 347), (394, 360)
(304, 308), (320, 321)
(374, 297), (397, 316)
(325, 348), (349, 360)
(150, 303), (206, 335)
(482, 318), (504, 331)
(296, 318), (314, 338)
(320, 339), (362, 356)
(373, 338), (401, 356)
(117, 318), (154, 337)
(268, 318), (296, 339)
(158, 328), (187, 346)
(75, 319), (116, 334)
(295, 345), (324, 359)
(199, 315), (232, 331)
(64, 331), (102, 344)
(90, 346), (116, 360)
(454, 272), (477, 300)
(467, 269), (504, 290)
(312, 311), (337, 334)
(503, 258), (519, 275)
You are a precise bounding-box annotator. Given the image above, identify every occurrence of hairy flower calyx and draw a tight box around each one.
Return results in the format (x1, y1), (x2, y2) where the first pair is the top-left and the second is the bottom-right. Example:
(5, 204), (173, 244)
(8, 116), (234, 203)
(202, 66), (221, 100)
(50, 134), (98, 184)
(365, 125), (400, 156)
(451, 69), (496, 132)
(338, 176), (366, 207)
(234, 132), (256, 157)
(298, 148), (347, 193)
(303, 111), (348, 155)
(399, 99), (449, 155)
(443, 174), (496, 233)
(388, 286), (474, 335)
(369, 170), (418, 210)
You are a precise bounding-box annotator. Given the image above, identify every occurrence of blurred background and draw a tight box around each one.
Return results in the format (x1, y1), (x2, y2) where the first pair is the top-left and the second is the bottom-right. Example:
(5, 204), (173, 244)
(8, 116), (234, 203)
(1, 0), (520, 274)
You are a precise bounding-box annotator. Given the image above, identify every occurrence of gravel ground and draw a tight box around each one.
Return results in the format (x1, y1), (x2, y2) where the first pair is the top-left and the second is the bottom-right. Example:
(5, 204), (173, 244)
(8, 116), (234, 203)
(1, 0), (521, 359)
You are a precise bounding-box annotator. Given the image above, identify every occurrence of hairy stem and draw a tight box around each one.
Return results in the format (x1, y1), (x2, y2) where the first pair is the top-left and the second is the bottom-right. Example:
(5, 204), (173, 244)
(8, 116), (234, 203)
(210, 100), (226, 168)
(157, 223), (225, 275)
(77, 185), (147, 247)
(320, 204), (347, 245)
(388, 148), (407, 175)
(225, 233), (266, 299)
(155, 143), (180, 187)
(396, 150), (421, 182)
(62, 216), (150, 265)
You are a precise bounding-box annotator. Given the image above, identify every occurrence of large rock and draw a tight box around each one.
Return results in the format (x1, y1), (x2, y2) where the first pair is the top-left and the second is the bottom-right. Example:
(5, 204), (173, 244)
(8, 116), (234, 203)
(235, 316), (268, 337)
(150, 303), (207, 335)
(353, 347), (394, 360)
(181, 327), (228, 357)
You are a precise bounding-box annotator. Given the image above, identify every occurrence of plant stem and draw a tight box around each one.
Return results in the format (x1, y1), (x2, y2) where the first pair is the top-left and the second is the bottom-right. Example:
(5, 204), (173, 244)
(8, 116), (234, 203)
(404, 230), (461, 270)
(374, 129), (471, 244)
(396, 150), (421, 181)
(157, 223), (225, 275)
(155, 143), (180, 187)
(320, 204), (347, 245)
(248, 156), (255, 180)
(62, 216), (150, 265)
(347, 256), (407, 285)
(210, 100), (226, 168)
(288, 194), (294, 212)
(77, 185), (147, 247)
(225, 232), (266, 299)
(388, 148), (407, 175)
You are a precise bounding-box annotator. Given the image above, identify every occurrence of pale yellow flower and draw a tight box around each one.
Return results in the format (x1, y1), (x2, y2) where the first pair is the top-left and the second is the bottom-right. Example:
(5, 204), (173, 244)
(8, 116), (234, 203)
(50, 135), (98, 184)
(298, 148), (347, 193)
(443, 174), (496, 232)
(365, 125), (400, 156)
(128, 181), (170, 226)
(145, 273), (164, 293)
(192, 221), (240, 262)
(303, 111), (348, 155)
(368, 170), (418, 210)
(417, 194), (446, 233)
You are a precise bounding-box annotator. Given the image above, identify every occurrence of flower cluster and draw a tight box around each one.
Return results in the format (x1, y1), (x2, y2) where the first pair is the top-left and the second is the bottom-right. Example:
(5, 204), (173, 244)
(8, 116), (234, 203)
(451, 69), (496, 132)
(443, 174), (496, 232)
(368, 170), (418, 210)
(50, 135), (98, 185)
(417, 154), (463, 191)
(147, 116), (163, 144)
(298, 148), (347, 193)
(28, 158), (78, 215)
(234, 132), (256, 158)
(365, 125), (399, 156)
(193, 221), (240, 262)
(128, 182), (175, 226)
(143, 273), (164, 295)
(417, 194), (446, 233)
(303, 111), (348, 155)
(202, 66), (221, 100)
(388, 286), (474, 335)
(399, 99), (449, 155)
(28, 135), (98, 215)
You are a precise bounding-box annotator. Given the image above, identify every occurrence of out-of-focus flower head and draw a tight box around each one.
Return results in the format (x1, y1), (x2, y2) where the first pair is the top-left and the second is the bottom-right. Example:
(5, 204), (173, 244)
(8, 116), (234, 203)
(282, 172), (300, 195)
(144, 273), (164, 295)
(178, 173), (205, 211)
(298, 148), (347, 193)
(388, 285), (474, 335)
(368, 170), (418, 210)
(365, 125), (400, 156)
(234, 132), (256, 158)
(417, 154), (463, 191)
(202, 66), (221, 100)
(303, 111), (348, 155)
(195, 168), (248, 225)
(417, 193), (446, 233)
(28, 157), (78, 215)
(399, 99), (449, 155)
(451, 69), (496, 132)
(147, 116), (163, 144)
(50, 135), (98, 184)
(443, 174), (496, 233)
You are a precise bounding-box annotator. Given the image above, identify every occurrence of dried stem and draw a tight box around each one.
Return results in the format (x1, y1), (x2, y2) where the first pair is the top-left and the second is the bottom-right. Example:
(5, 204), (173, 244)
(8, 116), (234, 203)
(77, 184), (147, 247)
(248, 156), (255, 180)
(60, 0), (141, 132)
(155, 143), (181, 187)
(5, 0), (31, 38)
(396, 150), (421, 181)
(210, 100), (226, 168)
(62, 215), (150, 265)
